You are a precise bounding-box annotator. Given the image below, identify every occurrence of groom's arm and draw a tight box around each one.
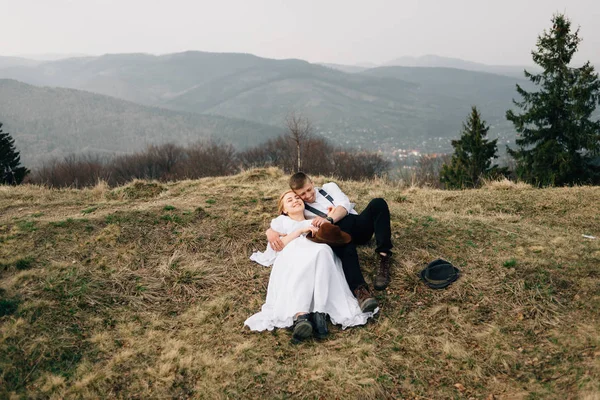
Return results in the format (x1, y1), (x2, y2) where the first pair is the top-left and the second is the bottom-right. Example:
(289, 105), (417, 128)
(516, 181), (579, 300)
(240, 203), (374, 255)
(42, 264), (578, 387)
(311, 205), (348, 227)
(311, 182), (353, 227)
(266, 228), (286, 251)
(328, 205), (348, 222)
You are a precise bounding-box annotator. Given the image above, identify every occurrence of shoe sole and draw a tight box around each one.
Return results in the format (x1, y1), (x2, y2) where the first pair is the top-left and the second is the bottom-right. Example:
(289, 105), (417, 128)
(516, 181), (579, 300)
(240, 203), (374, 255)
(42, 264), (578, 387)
(292, 321), (313, 342)
(360, 298), (378, 313)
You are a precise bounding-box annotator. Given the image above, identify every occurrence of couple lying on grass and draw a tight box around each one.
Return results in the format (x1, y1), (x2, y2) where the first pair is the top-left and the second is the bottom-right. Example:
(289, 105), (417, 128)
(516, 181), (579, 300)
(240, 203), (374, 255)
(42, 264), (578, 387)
(245, 172), (393, 342)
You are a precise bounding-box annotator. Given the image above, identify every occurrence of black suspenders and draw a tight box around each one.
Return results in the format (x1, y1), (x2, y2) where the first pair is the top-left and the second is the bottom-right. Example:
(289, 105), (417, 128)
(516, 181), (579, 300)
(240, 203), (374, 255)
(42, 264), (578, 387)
(319, 189), (334, 203)
(304, 189), (334, 217)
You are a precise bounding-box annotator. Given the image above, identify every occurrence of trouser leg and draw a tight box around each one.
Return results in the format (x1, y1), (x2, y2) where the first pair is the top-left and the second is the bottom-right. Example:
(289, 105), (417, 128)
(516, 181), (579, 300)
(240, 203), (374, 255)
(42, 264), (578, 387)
(352, 198), (393, 255)
(331, 242), (366, 292)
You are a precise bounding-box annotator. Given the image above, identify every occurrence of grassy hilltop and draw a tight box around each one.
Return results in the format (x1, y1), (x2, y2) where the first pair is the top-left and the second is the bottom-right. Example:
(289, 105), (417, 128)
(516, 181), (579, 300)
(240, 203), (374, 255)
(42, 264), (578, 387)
(1, 168), (599, 399)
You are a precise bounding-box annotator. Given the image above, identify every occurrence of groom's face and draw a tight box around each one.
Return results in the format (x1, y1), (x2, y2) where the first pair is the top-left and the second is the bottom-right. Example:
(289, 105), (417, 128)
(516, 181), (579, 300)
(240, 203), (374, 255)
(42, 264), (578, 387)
(294, 181), (316, 203)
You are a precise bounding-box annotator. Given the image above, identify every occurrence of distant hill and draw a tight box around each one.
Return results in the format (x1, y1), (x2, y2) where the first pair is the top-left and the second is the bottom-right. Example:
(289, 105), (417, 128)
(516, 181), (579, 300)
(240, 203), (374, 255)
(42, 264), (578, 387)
(319, 63), (369, 73)
(384, 55), (539, 78)
(0, 79), (284, 166)
(0, 51), (533, 153)
(362, 65), (524, 104)
(13, 53), (91, 61)
(0, 52), (275, 106)
(361, 65), (524, 131)
(0, 56), (41, 69)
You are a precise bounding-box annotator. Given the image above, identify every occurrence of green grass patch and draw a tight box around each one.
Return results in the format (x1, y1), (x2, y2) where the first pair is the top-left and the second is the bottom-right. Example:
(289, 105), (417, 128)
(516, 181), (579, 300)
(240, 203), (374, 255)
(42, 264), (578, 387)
(0, 297), (20, 317)
(421, 216), (436, 227)
(104, 210), (160, 226)
(160, 214), (184, 224)
(163, 205), (176, 211)
(15, 257), (35, 271)
(50, 218), (75, 228)
(503, 258), (518, 268)
(50, 218), (89, 228)
(0, 303), (89, 393)
(17, 220), (37, 232)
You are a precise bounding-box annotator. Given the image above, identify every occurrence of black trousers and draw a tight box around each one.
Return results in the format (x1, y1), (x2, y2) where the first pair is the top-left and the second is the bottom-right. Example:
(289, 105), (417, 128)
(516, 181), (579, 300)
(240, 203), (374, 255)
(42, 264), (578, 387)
(331, 198), (393, 292)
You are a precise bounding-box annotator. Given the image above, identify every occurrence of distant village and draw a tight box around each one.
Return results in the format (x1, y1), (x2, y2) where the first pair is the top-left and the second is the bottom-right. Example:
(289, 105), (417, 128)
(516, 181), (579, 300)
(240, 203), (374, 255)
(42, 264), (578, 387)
(318, 125), (515, 169)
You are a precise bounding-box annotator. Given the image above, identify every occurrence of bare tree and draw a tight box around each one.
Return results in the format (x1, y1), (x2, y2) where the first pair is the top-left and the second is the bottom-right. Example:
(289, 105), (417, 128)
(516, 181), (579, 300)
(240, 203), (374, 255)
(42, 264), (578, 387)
(285, 111), (313, 172)
(31, 153), (109, 188)
(181, 141), (238, 178)
(415, 154), (451, 188)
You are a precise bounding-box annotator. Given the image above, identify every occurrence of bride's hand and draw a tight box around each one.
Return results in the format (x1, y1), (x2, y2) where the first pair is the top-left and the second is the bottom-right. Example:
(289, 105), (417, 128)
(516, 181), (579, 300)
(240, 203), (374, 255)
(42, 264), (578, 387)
(305, 226), (319, 235)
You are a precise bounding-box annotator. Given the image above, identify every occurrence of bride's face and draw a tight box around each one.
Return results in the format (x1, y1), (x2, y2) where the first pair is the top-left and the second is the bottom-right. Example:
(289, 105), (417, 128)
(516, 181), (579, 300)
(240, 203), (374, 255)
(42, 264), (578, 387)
(282, 192), (305, 214)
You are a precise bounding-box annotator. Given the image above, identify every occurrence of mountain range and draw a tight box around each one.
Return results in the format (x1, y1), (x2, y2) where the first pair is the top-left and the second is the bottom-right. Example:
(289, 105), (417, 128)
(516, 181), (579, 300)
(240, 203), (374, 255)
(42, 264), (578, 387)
(0, 79), (284, 166)
(0, 51), (577, 165)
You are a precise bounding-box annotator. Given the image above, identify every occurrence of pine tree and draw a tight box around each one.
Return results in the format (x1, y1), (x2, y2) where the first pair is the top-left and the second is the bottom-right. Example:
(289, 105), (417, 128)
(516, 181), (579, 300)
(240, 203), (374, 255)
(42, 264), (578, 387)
(440, 106), (505, 189)
(0, 123), (29, 184)
(506, 14), (600, 186)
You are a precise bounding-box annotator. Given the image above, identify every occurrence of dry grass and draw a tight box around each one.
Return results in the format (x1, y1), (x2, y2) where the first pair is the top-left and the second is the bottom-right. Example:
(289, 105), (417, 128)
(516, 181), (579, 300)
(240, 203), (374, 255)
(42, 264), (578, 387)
(1, 167), (599, 399)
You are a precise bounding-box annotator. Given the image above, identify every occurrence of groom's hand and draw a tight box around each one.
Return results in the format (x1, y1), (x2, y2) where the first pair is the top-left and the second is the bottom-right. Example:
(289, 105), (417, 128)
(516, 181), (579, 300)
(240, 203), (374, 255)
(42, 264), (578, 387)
(311, 216), (331, 227)
(266, 229), (285, 251)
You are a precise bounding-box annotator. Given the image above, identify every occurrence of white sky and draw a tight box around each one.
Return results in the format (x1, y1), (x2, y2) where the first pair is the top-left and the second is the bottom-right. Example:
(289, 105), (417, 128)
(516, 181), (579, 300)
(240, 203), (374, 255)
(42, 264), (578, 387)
(2, 0), (599, 65)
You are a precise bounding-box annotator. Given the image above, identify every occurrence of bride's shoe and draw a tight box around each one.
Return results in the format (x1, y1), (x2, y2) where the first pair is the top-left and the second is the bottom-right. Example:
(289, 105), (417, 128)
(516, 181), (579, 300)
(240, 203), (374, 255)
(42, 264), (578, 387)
(291, 314), (313, 343)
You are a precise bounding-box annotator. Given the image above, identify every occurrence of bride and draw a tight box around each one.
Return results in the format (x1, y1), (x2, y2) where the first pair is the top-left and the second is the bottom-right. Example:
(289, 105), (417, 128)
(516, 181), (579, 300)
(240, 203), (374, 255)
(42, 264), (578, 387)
(245, 190), (376, 342)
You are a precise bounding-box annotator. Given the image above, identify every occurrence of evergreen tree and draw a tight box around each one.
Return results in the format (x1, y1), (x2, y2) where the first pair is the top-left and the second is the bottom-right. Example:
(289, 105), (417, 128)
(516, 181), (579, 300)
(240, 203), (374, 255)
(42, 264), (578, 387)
(506, 14), (600, 186)
(440, 106), (505, 189)
(0, 123), (29, 184)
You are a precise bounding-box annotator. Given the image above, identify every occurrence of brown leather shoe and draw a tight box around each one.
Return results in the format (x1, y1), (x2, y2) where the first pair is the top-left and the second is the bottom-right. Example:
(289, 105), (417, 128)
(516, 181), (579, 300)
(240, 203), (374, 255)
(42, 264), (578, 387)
(353, 285), (378, 313)
(374, 254), (391, 290)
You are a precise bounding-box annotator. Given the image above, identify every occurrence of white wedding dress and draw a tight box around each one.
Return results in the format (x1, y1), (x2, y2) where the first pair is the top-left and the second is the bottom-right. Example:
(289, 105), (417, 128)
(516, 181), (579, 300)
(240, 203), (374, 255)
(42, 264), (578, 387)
(244, 215), (376, 331)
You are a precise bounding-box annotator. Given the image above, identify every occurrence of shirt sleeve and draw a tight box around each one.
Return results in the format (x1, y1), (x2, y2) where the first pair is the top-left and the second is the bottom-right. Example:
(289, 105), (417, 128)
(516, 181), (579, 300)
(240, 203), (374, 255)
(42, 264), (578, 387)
(270, 215), (289, 234)
(322, 182), (355, 214)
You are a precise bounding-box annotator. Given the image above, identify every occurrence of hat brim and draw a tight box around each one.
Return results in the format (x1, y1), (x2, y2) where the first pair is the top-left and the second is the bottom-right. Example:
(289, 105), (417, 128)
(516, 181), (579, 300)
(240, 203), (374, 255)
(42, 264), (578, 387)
(306, 231), (351, 247)
(419, 261), (460, 289)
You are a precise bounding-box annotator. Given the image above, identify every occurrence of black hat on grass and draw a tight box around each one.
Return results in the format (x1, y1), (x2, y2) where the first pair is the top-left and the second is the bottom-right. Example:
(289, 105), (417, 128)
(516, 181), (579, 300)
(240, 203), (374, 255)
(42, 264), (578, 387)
(419, 259), (460, 289)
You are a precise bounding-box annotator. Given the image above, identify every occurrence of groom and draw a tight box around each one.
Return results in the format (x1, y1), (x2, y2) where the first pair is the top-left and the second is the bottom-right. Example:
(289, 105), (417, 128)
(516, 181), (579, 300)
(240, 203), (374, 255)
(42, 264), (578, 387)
(267, 172), (393, 313)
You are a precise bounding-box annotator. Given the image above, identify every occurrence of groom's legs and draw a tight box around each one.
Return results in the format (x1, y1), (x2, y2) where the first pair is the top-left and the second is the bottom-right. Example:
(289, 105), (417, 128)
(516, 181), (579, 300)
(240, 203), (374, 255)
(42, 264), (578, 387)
(352, 198), (393, 255)
(338, 198), (393, 290)
(331, 243), (377, 313)
(331, 242), (365, 292)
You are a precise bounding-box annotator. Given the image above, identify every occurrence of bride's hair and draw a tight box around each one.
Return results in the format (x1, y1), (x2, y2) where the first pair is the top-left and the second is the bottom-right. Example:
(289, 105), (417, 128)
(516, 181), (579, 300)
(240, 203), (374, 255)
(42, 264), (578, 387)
(277, 190), (295, 215)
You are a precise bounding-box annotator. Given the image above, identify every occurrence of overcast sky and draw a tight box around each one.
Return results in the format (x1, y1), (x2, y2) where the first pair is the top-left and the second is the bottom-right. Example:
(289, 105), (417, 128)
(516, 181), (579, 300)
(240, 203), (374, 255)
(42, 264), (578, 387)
(2, 0), (599, 66)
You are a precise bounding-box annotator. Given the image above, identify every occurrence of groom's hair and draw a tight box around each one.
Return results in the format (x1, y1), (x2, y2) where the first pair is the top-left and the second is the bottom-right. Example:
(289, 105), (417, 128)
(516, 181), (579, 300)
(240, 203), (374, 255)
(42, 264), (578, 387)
(289, 172), (311, 190)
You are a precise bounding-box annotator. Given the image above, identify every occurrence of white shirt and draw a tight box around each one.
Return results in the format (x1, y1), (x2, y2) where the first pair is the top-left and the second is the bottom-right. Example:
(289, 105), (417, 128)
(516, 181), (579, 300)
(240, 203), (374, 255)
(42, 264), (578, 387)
(303, 182), (357, 219)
